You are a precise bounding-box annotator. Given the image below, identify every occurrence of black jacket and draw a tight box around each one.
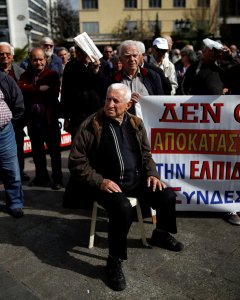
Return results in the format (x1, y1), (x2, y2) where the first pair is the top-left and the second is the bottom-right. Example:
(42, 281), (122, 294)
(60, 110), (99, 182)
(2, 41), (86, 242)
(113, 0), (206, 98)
(143, 61), (171, 95)
(0, 71), (24, 121)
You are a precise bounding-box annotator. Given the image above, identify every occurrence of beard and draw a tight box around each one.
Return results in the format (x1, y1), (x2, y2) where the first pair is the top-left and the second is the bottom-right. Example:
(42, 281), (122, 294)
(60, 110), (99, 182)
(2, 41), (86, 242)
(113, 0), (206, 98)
(44, 49), (53, 57)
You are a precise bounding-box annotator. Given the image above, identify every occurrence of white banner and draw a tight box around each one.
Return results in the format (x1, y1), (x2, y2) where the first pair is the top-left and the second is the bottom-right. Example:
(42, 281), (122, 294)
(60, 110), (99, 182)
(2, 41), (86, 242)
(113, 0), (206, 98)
(23, 119), (71, 154)
(141, 95), (240, 212)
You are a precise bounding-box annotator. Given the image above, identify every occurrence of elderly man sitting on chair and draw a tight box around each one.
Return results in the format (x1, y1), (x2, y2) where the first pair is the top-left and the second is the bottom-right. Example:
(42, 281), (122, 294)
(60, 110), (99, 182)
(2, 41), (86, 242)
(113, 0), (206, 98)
(68, 83), (184, 291)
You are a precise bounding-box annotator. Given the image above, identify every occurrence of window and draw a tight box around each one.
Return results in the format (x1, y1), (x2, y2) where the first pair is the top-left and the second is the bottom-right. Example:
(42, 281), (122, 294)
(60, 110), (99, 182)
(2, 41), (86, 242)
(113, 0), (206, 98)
(29, 0), (47, 17)
(0, 7), (7, 16)
(0, 20), (8, 28)
(173, 0), (186, 7)
(82, 0), (98, 9)
(149, 0), (161, 8)
(29, 11), (47, 24)
(148, 20), (161, 32)
(197, 0), (210, 7)
(125, 21), (138, 33)
(125, 0), (137, 8)
(83, 22), (99, 34)
(227, 0), (240, 16)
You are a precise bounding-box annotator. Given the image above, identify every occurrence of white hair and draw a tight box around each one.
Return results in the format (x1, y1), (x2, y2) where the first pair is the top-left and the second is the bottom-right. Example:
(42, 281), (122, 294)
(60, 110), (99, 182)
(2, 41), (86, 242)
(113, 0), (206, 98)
(136, 41), (145, 54)
(0, 42), (14, 55)
(107, 83), (131, 102)
(118, 40), (139, 57)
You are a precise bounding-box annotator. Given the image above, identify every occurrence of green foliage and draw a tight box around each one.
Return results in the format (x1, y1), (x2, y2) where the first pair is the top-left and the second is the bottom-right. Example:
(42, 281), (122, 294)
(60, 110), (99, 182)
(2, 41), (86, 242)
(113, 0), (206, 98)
(14, 45), (28, 64)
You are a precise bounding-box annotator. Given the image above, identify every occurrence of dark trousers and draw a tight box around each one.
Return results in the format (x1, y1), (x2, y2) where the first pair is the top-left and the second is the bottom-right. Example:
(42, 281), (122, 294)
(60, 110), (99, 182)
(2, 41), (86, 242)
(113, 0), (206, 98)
(95, 185), (177, 260)
(28, 118), (62, 183)
(14, 126), (25, 174)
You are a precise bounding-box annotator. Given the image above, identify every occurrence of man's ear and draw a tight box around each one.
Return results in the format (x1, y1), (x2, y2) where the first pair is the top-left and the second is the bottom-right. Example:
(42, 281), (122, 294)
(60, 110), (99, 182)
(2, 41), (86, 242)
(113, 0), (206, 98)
(126, 100), (133, 110)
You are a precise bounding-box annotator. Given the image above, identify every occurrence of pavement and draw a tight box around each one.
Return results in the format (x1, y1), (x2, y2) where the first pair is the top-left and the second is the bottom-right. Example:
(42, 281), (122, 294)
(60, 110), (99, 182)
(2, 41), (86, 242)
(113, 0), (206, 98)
(0, 150), (240, 300)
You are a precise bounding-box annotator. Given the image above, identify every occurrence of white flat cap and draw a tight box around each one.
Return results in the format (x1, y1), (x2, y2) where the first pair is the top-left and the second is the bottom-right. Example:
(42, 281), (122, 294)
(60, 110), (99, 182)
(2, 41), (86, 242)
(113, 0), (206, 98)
(153, 37), (169, 50)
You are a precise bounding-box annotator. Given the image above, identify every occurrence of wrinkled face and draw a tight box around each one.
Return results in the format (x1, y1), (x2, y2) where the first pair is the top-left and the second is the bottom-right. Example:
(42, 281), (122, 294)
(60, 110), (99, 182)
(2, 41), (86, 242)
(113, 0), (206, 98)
(58, 50), (69, 64)
(104, 88), (131, 120)
(30, 49), (46, 72)
(152, 46), (166, 63)
(120, 45), (139, 74)
(0, 45), (13, 68)
(43, 43), (54, 57)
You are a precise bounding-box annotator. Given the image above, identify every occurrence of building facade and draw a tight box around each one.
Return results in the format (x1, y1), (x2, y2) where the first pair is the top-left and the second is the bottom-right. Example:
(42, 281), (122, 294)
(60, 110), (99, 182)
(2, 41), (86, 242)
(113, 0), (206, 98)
(0, 0), (52, 49)
(78, 0), (240, 49)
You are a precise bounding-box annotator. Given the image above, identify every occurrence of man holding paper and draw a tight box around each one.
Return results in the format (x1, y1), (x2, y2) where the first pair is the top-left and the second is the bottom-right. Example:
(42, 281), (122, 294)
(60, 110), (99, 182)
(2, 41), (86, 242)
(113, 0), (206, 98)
(61, 35), (108, 209)
(60, 35), (107, 140)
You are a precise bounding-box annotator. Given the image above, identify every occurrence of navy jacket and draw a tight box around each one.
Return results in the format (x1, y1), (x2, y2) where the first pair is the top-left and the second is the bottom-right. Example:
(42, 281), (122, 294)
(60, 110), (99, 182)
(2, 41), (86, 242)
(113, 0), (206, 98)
(112, 66), (165, 96)
(0, 72), (24, 121)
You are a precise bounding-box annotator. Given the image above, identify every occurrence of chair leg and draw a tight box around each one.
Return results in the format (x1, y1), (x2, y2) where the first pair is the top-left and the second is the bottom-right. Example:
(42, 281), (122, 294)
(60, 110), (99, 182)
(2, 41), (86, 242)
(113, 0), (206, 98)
(89, 198), (148, 249)
(88, 201), (98, 248)
(135, 201), (148, 247)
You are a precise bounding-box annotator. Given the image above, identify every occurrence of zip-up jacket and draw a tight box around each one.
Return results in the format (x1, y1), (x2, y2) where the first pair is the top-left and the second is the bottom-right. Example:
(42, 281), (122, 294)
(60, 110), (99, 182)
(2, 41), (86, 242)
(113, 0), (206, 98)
(69, 108), (160, 188)
(112, 66), (165, 95)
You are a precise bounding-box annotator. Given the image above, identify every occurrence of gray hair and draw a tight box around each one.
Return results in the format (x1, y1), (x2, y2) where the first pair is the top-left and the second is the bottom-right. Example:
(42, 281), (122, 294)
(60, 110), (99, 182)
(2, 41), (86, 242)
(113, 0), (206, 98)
(118, 40), (139, 57)
(40, 36), (54, 46)
(136, 41), (145, 54)
(180, 47), (197, 63)
(57, 47), (68, 53)
(0, 42), (14, 55)
(107, 83), (131, 102)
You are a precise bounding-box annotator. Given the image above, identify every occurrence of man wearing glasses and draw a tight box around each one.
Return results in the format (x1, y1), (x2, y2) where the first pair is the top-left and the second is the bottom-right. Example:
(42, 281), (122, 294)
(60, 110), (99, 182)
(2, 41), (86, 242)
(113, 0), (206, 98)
(111, 40), (165, 118)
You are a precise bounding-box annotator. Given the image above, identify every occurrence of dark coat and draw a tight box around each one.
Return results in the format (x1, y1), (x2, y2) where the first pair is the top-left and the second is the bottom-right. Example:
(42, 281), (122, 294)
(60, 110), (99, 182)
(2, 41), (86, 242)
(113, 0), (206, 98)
(112, 66), (165, 96)
(18, 66), (61, 123)
(63, 109), (160, 209)
(0, 71), (24, 121)
(60, 59), (107, 136)
(181, 60), (224, 95)
(143, 61), (171, 95)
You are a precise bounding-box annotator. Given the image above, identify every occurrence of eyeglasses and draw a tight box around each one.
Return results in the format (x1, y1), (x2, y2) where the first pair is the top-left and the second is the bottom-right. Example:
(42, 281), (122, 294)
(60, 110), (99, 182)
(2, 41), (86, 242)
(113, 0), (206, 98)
(0, 52), (11, 57)
(44, 44), (53, 48)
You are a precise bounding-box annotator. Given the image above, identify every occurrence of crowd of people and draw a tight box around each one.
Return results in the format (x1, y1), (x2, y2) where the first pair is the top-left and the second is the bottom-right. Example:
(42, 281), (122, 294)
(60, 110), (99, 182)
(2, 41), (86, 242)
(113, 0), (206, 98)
(0, 34), (239, 291)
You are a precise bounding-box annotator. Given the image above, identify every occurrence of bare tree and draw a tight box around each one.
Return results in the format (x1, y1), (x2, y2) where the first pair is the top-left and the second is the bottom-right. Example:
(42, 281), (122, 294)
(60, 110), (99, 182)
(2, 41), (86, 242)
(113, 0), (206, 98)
(51, 0), (79, 44)
(111, 15), (152, 43)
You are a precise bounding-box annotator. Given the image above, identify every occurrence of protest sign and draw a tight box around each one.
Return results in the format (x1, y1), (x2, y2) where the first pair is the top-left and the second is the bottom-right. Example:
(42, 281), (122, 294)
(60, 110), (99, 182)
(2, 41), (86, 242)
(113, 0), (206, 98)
(141, 95), (240, 212)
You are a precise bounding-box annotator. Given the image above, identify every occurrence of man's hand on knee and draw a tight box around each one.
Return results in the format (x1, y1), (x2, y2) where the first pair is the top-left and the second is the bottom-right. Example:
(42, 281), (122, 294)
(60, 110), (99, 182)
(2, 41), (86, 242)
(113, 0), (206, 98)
(147, 176), (167, 192)
(100, 179), (122, 193)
